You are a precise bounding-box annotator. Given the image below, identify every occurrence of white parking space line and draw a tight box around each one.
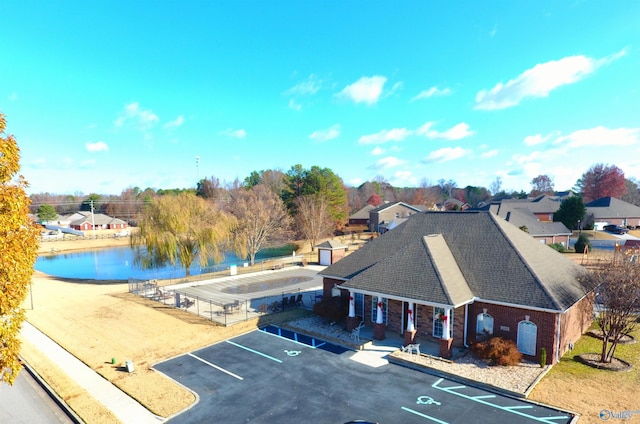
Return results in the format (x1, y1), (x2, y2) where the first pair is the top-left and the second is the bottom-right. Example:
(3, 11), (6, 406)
(431, 378), (571, 424)
(225, 340), (283, 363)
(401, 407), (449, 423)
(187, 353), (243, 380)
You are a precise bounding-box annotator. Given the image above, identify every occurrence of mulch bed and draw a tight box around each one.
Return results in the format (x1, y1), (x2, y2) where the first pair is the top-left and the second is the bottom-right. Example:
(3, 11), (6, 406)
(587, 330), (636, 344)
(575, 353), (632, 372)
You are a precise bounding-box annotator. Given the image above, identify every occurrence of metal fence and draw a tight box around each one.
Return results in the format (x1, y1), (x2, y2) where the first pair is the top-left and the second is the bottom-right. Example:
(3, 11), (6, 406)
(128, 277), (323, 326)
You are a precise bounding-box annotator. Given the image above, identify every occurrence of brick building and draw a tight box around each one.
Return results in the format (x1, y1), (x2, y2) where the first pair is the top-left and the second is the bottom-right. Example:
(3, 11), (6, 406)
(319, 211), (592, 364)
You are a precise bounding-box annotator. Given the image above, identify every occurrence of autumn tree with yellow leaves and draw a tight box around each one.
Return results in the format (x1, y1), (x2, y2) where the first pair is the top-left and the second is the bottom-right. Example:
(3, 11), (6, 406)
(0, 113), (40, 385)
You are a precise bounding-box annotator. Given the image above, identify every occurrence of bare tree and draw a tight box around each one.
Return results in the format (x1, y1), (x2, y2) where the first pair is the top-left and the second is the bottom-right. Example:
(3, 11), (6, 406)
(530, 174), (555, 197)
(489, 176), (503, 196)
(228, 184), (290, 265)
(295, 194), (334, 252)
(580, 257), (640, 363)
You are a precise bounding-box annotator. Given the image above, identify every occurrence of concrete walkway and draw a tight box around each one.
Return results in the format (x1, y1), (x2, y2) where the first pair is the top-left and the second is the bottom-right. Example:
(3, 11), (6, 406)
(20, 322), (163, 424)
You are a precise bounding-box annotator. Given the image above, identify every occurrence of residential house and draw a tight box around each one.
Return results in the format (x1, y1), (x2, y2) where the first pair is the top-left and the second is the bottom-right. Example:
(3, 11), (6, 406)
(348, 204), (375, 228)
(584, 197), (640, 230)
(481, 195), (562, 222)
(67, 211), (128, 231)
(319, 211), (591, 364)
(368, 202), (423, 233)
(474, 195), (571, 245)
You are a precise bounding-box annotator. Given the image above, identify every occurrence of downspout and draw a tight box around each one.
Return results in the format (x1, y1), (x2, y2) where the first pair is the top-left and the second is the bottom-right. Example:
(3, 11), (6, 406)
(554, 313), (562, 364)
(463, 304), (469, 347)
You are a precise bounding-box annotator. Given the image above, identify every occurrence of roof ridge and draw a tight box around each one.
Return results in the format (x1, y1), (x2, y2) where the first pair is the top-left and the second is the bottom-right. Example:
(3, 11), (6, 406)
(488, 213), (563, 311)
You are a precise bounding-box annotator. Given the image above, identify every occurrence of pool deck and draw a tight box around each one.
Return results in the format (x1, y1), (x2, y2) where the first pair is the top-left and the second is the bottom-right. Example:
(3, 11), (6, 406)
(164, 265), (326, 307)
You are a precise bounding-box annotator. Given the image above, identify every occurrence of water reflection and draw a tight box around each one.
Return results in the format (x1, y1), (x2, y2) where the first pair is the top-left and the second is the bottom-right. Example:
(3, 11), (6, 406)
(36, 244), (296, 281)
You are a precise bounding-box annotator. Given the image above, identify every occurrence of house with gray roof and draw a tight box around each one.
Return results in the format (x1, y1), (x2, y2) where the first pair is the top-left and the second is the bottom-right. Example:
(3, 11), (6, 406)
(584, 197), (640, 230)
(319, 211), (592, 364)
(348, 204), (375, 228)
(475, 195), (571, 245)
(67, 211), (128, 231)
(368, 201), (423, 233)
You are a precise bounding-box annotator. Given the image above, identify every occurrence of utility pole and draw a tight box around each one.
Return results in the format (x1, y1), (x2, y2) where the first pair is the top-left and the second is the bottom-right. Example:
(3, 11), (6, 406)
(91, 200), (96, 239)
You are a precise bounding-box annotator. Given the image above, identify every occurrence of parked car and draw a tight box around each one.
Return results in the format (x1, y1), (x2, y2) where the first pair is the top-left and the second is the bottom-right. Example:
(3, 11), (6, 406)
(603, 224), (629, 234)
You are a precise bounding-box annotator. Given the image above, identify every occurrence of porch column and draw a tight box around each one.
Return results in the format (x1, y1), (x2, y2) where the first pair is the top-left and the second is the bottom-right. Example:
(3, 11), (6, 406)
(439, 307), (453, 359)
(374, 299), (386, 340)
(346, 291), (359, 331)
(403, 302), (417, 346)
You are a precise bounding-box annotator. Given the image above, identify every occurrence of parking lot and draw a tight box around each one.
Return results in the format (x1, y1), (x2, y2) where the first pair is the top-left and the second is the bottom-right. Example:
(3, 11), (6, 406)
(154, 328), (575, 424)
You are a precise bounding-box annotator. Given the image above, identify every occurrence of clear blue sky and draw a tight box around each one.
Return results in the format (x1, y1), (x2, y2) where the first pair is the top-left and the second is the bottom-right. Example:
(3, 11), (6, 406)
(2, 1), (638, 195)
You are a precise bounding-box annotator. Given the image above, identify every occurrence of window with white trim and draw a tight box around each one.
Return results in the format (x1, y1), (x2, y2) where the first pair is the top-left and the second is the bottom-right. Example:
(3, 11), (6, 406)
(432, 307), (453, 338)
(354, 293), (364, 319)
(476, 312), (494, 337)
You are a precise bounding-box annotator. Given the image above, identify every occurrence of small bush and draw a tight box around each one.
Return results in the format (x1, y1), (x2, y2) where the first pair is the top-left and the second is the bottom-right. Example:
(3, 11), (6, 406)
(471, 336), (523, 366)
(549, 243), (566, 253)
(539, 347), (547, 367)
(313, 296), (348, 323)
(574, 233), (591, 253)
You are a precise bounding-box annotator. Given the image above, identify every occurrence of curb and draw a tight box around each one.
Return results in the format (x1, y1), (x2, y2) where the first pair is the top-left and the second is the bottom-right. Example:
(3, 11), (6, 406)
(20, 357), (85, 424)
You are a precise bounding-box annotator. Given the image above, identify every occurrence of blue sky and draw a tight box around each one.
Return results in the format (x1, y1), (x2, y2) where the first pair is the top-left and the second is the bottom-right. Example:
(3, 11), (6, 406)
(2, 1), (639, 195)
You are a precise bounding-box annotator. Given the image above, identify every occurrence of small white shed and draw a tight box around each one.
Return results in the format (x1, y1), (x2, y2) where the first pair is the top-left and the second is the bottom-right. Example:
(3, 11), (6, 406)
(315, 240), (349, 266)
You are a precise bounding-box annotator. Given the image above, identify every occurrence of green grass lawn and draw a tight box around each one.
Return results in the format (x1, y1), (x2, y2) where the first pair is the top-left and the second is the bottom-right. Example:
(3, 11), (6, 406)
(551, 323), (639, 379)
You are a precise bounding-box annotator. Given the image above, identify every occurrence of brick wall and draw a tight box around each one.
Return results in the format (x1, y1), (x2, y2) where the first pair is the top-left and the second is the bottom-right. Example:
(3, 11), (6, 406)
(557, 294), (593, 361)
(468, 302), (559, 364)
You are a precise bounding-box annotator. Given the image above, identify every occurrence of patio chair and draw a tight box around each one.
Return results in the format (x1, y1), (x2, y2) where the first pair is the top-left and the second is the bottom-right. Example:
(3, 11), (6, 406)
(282, 296), (290, 310)
(288, 295), (296, 306)
(402, 343), (420, 356)
(350, 321), (365, 343)
(295, 294), (303, 306)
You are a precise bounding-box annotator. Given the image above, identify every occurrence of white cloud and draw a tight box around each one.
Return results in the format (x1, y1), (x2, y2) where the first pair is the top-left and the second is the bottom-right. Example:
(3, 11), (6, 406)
(481, 149), (499, 158)
(416, 122), (474, 140)
(410, 86), (452, 101)
(164, 115), (184, 129)
(359, 128), (412, 144)
(474, 48), (627, 110)
(309, 124), (340, 142)
(371, 146), (385, 156)
(288, 99), (302, 111)
(114, 102), (159, 129)
(553, 126), (639, 148)
(392, 170), (417, 186)
(422, 147), (469, 163)
(219, 128), (246, 139)
(375, 156), (405, 169)
(85, 141), (108, 152)
(523, 132), (558, 146)
(80, 159), (96, 168)
(337, 75), (387, 104)
(285, 74), (322, 96)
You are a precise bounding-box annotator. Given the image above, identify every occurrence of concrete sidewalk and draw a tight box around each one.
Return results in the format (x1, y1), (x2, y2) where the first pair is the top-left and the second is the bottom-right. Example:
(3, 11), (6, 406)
(20, 321), (163, 424)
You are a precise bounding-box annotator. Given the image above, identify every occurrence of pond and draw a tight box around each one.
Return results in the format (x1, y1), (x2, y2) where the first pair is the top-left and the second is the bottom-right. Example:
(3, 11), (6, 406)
(35, 244), (297, 281)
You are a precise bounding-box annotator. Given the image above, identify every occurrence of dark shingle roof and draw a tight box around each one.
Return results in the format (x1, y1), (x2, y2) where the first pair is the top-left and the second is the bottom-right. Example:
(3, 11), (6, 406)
(320, 211), (586, 311)
(349, 205), (375, 220)
(585, 197), (640, 219)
